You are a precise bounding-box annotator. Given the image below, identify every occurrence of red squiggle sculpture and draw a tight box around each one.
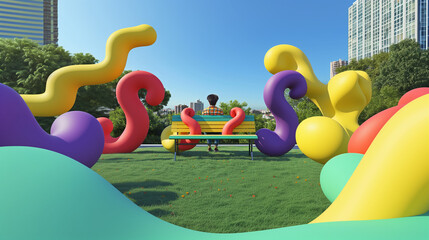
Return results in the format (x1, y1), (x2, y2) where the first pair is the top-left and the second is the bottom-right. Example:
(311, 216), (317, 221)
(348, 87), (429, 154)
(222, 107), (245, 135)
(178, 108), (201, 151)
(97, 71), (165, 153)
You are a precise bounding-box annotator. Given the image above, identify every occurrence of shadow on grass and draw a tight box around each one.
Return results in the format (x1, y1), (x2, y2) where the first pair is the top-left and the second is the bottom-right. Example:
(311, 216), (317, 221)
(113, 180), (173, 193)
(148, 208), (172, 217)
(100, 148), (307, 162)
(131, 191), (178, 206)
(176, 150), (306, 162)
(257, 152), (308, 162)
(99, 155), (175, 163)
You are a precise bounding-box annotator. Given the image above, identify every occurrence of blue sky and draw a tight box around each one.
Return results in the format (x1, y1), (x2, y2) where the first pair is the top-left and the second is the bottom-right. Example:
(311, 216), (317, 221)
(59, 0), (356, 110)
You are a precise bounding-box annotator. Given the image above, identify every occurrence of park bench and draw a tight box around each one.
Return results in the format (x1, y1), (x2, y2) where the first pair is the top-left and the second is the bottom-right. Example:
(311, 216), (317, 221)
(168, 115), (258, 161)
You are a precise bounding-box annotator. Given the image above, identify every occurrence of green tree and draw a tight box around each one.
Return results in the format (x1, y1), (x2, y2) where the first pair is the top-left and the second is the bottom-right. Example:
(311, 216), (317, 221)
(144, 109), (170, 143)
(358, 85), (401, 123)
(285, 90), (321, 123)
(254, 114), (275, 131)
(70, 84), (117, 117)
(295, 97), (322, 122)
(336, 52), (389, 85)
(107, 107), (170, 143)
(109, 107), (126, 137)
(105, 73), (172, 143)
(0, 38), (127, 131)
(337, 39), (428, 123)
(377, 39), (429, 92)
(217, 100), (276, 143)
(105, 70), (172, 112)
(219, 100), (251, 115)
(71, 53), (98, 65)
(140, 89), (171, 112)
(0, 38), (71, 94)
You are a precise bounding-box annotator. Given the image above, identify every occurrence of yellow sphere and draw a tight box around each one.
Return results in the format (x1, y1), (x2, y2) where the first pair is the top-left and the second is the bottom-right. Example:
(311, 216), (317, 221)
(296, 116), (349, 164)
(161, 125), (177, 153)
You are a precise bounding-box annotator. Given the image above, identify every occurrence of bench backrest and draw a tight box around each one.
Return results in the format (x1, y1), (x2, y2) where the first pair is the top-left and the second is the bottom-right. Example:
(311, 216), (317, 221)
(171, 115), (255, 133)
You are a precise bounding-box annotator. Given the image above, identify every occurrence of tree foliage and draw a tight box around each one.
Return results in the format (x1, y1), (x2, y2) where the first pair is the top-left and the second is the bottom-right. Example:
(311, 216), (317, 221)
(103, 72), (172, 144)
(0, 38), (71, 94)
(336, 39), (428, 123)
(104, 70), (172, 143)
(0, 38), (119, 131)
(0, 38), (171, 134)
(108, 107), (171, 143)
(377, 39), (429, 92)
(285, 90), (322, 123)
(254, 114), (276, 131)
(336, 52), (389, 83)
(219, 100), (251, 115)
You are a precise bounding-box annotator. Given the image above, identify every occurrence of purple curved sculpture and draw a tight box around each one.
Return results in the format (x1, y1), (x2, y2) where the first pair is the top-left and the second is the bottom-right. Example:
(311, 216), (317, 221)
(0, 83), (104, 168)
(255, 70), (307, 156)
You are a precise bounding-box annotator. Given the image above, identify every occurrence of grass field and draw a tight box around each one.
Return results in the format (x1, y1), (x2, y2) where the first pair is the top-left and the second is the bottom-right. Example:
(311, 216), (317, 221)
(93, 146), (331, 233)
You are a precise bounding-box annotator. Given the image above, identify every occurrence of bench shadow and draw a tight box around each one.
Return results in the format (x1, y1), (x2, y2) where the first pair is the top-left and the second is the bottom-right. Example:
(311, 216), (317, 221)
(112, 180), (173, 193)
(148, 208), (172, 217)
(176, 149), (300, 162)
(256, 152), (308, 162)
(112, 180), (178, 215)
(130, 191), (178, 207)
(100, 148), (306, 162)
(98, 152), (177, 163)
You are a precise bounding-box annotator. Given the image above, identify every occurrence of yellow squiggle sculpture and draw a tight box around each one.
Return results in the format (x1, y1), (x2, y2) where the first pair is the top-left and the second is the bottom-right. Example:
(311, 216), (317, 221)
(264, 45), (371, 163)
(21, 24), (157, 117)
(312, 93), (429, 222)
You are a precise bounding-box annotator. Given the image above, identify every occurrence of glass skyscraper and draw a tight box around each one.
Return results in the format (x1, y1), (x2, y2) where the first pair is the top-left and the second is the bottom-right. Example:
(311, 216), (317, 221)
(348, 0), (428, 61)
(0, 0), (57, 45)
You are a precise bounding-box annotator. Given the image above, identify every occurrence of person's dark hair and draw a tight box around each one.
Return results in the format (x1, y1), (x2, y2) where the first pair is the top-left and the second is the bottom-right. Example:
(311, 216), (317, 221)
(207, 94), (219, 105)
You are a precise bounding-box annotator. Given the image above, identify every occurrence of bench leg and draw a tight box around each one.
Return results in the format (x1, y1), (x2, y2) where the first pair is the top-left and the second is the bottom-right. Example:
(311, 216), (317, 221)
(248, 140), (251, 156)
(251, 140), (254, 161)
(174, 139), (177, 161)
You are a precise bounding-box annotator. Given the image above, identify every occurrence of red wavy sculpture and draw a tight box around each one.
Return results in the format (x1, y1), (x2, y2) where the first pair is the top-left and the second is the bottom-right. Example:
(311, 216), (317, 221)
(348, 87), (429, 154)
(222, 107), (245, 135)
(97, 71), (165, 153)
(178, 108), (201, 151)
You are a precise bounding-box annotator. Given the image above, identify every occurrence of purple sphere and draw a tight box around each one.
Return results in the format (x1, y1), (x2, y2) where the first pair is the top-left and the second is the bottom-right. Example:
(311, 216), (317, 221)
(0, 83), (104, 167)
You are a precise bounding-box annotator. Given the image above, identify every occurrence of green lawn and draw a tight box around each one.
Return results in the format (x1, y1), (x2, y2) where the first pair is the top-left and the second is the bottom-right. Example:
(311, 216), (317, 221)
(93, 146), (331, 233)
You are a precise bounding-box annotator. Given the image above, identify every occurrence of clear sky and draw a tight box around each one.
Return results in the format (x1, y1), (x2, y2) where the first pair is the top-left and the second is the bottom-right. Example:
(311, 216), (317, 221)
(58, 0), (356, 110)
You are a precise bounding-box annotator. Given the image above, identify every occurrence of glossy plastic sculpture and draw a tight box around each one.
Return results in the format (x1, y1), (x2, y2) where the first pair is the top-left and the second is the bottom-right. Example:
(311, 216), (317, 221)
(348, 87), (429, 154)
(97, 71), (165, 154)
(20, 24), (157, 117)
(160, 108), (202, 153)
(0, 83), (104, 168)
(319, 153), (364, 203)
(1, 25), (427, 239)
(255, 70), (307, 156)
(264, 45), (371, 163)
(222, 107), (245, 135)
(313, 92), (429, 222)
(160, 125), (179, 153)
(176, 108), (202, 151)
(1, 146), (426, 239)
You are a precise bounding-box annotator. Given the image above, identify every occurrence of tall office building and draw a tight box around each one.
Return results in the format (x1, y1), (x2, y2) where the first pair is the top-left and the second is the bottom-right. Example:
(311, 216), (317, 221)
(330, 59), (348, 78)
(190, 100), (204, 113)
(174, 104), (188, 114)
(0, 0), (58, 45)
(348, 0), (428, 61)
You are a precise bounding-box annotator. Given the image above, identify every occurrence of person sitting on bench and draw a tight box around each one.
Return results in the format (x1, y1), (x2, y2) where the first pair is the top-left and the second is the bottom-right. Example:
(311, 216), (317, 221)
(202, 94), (224, 152)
